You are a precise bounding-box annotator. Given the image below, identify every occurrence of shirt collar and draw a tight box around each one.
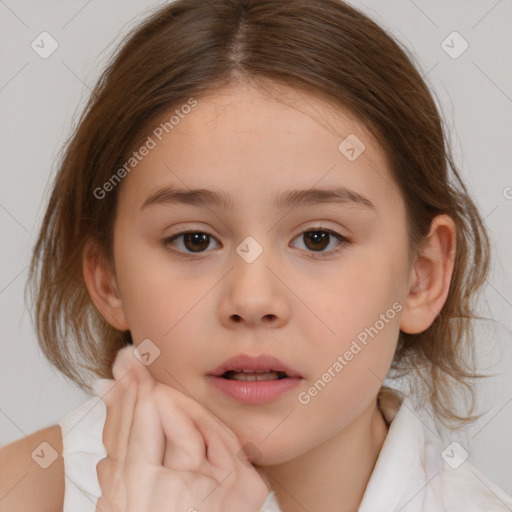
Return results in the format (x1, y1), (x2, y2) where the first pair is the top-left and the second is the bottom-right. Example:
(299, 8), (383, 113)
(357, 389), (428, 511)
(262, 389), (428, 512)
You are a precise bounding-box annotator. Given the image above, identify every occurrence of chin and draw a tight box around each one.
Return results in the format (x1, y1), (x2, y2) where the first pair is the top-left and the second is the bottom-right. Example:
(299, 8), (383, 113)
(233, 432), (304, 467)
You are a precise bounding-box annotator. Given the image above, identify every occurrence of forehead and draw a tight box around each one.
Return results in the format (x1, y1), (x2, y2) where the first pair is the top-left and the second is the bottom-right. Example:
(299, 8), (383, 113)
(117, 81), (402, 214)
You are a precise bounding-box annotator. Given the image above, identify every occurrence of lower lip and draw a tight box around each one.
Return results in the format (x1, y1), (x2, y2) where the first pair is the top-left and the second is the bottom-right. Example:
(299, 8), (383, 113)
(205, 375), (302, 404)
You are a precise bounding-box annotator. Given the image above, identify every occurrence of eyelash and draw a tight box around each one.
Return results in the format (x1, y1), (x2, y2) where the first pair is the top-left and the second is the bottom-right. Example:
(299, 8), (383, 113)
(161, 227), (350, 260)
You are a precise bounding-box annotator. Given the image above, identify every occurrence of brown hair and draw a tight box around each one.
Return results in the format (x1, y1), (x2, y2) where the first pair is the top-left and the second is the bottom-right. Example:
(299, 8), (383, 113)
(26, 0), (491, 430)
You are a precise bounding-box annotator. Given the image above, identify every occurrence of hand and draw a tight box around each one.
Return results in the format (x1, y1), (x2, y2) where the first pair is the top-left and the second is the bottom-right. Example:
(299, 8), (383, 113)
(94, 346), (270, 512)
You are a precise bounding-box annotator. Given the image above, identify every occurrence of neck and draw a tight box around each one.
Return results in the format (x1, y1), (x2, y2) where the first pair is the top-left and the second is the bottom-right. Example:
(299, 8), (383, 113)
(257, 398), (390, 512)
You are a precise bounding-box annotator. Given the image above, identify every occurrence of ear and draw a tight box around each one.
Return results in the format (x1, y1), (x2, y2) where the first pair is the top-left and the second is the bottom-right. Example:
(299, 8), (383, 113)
(399, 214), (456, 334)
(82, 239), (129, 331)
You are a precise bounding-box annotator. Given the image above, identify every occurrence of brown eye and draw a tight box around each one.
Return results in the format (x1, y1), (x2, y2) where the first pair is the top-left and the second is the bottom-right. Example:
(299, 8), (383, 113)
(162, 231), (220, 255)
(303, 230), (330, 251)
(291, 228), (349, 258)
(181, 232), (210, 252)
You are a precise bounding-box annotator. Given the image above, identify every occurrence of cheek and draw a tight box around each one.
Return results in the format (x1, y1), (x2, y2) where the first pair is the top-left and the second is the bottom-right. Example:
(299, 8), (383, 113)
(113, 268), (168, 342)
(303, 257), (392, 332)
(297, 253), (402, 378)
(296, 304), (399, 421)
(115, 249), (214, 358)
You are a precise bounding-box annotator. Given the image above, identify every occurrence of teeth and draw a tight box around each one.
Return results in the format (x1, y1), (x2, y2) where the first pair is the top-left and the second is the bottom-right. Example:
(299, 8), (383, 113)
(224, 371), (286, 381)
(233, 369), (276, 373)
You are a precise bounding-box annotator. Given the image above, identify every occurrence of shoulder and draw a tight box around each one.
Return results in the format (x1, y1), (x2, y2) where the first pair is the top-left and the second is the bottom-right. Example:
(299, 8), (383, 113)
(424, 438), (512, 511)
(386, 396), (512, 511)
(0, 424), (64, 512)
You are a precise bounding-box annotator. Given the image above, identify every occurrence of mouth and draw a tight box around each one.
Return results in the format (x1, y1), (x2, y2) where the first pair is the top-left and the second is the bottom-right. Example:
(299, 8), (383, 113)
(206, 353), (303, 404)
(220, 370), (290, 381)
(208, 353), (302, 379)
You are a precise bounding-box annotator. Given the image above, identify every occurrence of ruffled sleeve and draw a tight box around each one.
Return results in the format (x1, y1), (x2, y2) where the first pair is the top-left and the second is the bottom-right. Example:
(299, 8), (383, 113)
(58, 395), (107, 512)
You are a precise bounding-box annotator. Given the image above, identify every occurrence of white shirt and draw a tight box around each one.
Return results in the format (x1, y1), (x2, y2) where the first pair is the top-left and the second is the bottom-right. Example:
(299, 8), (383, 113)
(58, 387), (512, 511)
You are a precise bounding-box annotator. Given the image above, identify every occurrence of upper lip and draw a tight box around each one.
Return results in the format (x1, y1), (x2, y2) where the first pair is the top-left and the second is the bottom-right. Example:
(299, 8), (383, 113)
(208, 353), (303, 378)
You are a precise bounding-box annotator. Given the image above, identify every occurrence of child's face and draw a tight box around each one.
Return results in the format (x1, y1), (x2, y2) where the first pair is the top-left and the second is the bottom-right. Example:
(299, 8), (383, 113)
(109, 82), (415, 464)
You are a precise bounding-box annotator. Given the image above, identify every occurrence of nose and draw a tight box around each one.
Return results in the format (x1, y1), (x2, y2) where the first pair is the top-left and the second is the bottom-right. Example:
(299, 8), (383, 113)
(218, 244), (290, 329)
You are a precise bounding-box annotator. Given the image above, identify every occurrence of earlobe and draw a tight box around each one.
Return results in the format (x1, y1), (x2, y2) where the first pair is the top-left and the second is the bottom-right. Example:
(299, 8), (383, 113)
(399, 214), (456, 334)
(82, 240), (129, 331)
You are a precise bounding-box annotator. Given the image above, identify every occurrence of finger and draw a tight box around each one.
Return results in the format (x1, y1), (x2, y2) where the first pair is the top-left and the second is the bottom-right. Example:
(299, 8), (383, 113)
(112, 345), (157, 396)
(113, 347), (242, 473)
(153, 387), (239, 474)
(139, 386), (209, 471)
(124, 393), (166, 469)
(111, 344), (235, 460)
(95, 495), (113, 512)
(110, 346), (208, 471)
(101, 377), (138, 465)
(170, 396), (266, 480)
(169, 389), (242, 455)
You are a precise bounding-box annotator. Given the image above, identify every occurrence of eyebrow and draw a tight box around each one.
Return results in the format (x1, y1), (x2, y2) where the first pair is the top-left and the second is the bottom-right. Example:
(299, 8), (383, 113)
(140, 185), (375, 212)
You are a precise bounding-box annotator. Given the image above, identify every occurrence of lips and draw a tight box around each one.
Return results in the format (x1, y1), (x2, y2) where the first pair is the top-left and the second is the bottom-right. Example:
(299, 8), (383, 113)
(208, 353), (302, 379)
(206, 353), (303, 404)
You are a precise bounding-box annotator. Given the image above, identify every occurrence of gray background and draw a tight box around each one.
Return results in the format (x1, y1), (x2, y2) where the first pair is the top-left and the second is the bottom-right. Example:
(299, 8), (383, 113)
(1, 0), (511, 495)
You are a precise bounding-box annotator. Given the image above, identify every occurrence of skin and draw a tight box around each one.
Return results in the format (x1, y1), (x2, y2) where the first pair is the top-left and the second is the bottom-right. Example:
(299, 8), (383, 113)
(84, 80), (456, 512)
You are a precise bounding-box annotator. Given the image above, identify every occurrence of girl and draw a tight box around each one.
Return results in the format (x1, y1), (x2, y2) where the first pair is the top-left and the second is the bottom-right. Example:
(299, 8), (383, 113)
(2, 0), (511, 510)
